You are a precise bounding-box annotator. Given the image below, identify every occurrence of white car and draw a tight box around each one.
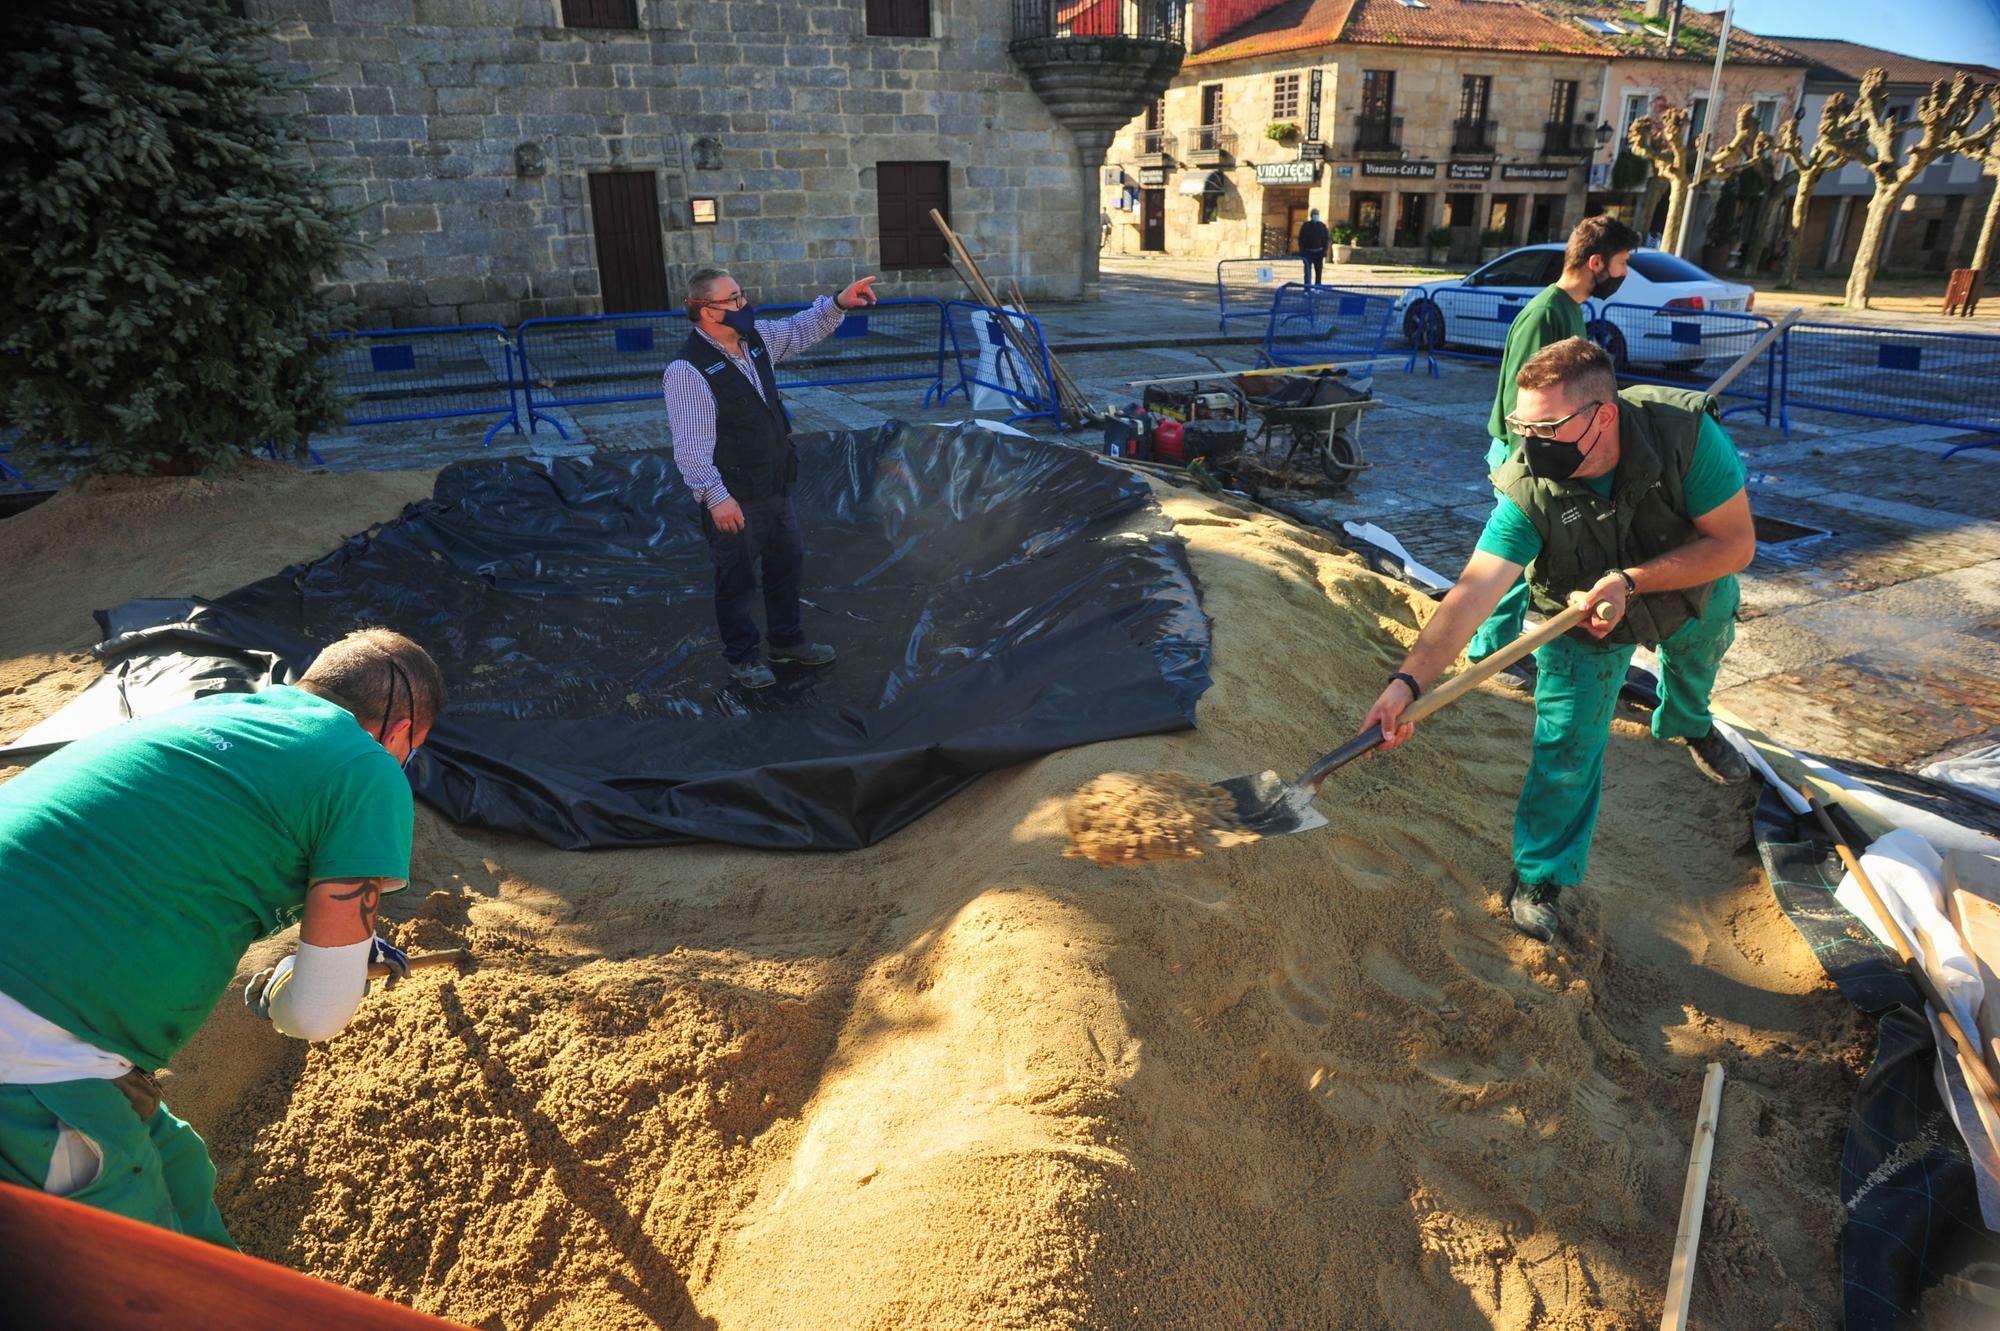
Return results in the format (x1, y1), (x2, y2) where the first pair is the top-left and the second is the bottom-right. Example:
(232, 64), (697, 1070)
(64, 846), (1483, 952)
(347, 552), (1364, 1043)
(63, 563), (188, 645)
(1394, 245), (1758, 373)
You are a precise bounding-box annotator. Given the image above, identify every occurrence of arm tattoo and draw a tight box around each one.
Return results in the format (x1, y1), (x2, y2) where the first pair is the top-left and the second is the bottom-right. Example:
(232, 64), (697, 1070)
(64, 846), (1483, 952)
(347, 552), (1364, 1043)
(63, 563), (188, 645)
(328, 879), (385, 933)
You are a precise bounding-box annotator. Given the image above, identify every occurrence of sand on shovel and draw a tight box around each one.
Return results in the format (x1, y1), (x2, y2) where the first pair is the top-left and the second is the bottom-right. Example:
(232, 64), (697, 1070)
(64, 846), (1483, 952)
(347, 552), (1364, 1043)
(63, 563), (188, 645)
(1063, 770), (1258, 866)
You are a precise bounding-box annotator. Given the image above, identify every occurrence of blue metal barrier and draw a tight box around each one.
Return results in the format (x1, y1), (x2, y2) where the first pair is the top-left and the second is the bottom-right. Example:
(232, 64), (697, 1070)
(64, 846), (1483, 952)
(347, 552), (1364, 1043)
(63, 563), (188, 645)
(326, 324), (524, 447)
(1217, 257), (1310, 334)
(1589, 303), (1777, 424)
(1781, 322), (2000, 458)
(937, 301), (1060, 426)
(1261, 283), (1399, 369)
(1398, 286), (1556, 376)
(748, 298), (948, 401)
(516, 310), (691, 435)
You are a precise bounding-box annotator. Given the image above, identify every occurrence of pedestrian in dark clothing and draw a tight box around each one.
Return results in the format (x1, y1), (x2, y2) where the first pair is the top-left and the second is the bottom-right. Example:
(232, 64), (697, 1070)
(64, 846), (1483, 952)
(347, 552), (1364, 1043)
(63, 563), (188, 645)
(1297, 209), (1330, 284)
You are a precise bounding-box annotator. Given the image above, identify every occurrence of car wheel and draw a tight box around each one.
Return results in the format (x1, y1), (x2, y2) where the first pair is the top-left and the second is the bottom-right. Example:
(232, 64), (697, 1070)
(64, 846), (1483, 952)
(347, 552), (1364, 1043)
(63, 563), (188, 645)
(1589, 320), (1629, 371)
(1401, 299), (1445, 349)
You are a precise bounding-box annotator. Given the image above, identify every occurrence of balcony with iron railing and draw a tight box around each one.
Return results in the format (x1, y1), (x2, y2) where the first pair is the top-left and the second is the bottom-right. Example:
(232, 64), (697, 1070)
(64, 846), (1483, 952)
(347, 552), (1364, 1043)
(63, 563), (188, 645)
(1453, 118), (1497, 155)
(1355, 114), (1401, 155)
(1185, 124), (1236, 165)
(1541, 121), (1592, 158)
(1135, 128), (1176, 163)
(1011, 0), (1188, 40)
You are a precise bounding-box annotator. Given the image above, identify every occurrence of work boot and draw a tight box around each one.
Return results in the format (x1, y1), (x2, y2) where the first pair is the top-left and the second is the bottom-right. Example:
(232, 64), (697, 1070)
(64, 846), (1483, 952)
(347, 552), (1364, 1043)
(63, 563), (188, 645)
(1685, 727), (1752, 785)
(728, 659), (777, 690)
(768, 640), (836, 667)
(1506, 876), (1561, 943)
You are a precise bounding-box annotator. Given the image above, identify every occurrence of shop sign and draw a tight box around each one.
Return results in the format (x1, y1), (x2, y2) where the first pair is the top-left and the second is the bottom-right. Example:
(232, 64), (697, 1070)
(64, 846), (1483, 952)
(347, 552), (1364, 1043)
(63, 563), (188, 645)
(1138, 167), (1167, 186)
(1501, 164), (1572, 182)
(1447, 162), (1491, 181)
(1361, 161), (1438, 178)
(1255, 161), (1321, 185)
(1336, 165), (1353, 178)
(1307, 69), (1323, 142)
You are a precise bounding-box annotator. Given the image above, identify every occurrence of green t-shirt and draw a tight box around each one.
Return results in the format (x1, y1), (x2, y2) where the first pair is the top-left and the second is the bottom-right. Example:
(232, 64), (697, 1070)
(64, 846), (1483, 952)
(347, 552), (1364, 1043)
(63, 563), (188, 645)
(1476, 414), (1748, 565)
(0, 687), (412, 1069)
(1485, 283), (1588, 442)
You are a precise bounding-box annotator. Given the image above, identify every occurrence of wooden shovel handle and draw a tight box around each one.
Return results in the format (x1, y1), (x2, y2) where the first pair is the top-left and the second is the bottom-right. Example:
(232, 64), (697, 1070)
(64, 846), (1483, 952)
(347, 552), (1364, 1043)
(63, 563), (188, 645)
(368, 947), (471, 980)
(1401, 600), (1601, 728)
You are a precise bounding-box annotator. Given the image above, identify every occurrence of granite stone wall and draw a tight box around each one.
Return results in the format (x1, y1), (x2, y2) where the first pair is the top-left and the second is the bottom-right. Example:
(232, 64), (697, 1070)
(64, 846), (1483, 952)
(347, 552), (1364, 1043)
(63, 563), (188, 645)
(254, 0), (1081, 326)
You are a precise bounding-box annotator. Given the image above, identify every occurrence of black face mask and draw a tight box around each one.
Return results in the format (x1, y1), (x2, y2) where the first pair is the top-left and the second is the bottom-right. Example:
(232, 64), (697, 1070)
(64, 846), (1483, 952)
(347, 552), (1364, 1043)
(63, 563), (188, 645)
(1590, 267), (1625, 300)
(720, 306), (758, 335)
(1524, 410), (1605, 481)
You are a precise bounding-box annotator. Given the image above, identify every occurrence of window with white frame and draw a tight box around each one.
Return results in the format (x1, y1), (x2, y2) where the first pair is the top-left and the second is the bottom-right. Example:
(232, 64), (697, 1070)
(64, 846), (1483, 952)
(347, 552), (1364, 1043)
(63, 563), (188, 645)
(1273, 73), (1300, 119)
(1752, 96), (1781, 135)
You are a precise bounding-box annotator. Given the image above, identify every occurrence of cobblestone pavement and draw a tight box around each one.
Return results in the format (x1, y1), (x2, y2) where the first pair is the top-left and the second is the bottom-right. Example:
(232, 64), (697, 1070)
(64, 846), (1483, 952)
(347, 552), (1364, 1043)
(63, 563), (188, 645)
(23, 257), (1995, 774)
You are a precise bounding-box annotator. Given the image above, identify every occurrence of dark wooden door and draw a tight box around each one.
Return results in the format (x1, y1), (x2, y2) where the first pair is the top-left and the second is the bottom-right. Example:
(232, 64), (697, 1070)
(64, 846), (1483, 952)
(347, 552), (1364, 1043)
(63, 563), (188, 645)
(1142, 189), (1165, 251)
(588, 172), (670, 314)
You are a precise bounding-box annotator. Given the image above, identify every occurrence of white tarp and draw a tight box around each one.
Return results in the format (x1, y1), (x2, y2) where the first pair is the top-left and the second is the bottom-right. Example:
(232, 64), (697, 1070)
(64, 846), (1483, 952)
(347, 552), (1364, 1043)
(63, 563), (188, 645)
(1922, 743), (2000, 811)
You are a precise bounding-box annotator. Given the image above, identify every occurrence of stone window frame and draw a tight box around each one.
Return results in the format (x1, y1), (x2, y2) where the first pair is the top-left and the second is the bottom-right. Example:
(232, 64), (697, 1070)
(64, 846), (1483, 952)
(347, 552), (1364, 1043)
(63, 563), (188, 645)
(555, 0), (643, 30)
(1198, 83), (1224, 130)
(1272, 73), (1300, 121)
(864, 0), (938, 39)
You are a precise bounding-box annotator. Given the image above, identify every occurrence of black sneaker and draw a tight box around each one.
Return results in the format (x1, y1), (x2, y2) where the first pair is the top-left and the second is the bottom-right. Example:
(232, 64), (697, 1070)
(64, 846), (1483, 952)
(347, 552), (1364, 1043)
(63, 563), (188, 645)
(1685, 727), (1752, 784)
(1506, 876), (1561, 942)
(728, 659), (777, 690)
(768, 640), (836, 667)
(1494, 658), (1537, 694)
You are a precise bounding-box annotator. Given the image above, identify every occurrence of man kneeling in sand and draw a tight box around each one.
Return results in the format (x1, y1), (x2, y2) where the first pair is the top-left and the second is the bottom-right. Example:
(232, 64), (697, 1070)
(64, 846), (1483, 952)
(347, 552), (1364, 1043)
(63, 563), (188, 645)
(0, 630), (442, 1245)
(1356, 337), (1755, 943)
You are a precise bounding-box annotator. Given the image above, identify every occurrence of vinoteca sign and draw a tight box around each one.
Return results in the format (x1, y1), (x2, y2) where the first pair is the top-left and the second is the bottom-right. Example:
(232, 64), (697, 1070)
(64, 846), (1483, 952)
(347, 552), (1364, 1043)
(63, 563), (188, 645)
(1255, 161), (1321, 184)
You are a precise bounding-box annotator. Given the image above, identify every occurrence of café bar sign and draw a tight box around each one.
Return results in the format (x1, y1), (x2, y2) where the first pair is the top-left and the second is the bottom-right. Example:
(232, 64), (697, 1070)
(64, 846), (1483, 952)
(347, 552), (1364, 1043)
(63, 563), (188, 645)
(1138, 167), (1167, 186)
(1255, 160), (1321, 185)
(1447, 162), (1491, 181)
(1502, 164), (1572, 181)
(1360, 160), (1438, 178)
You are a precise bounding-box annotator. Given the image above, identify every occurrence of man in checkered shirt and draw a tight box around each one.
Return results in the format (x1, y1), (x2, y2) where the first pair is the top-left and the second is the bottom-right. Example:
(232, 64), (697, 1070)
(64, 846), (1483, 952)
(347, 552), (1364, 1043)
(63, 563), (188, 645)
(662, 267), (880, 690)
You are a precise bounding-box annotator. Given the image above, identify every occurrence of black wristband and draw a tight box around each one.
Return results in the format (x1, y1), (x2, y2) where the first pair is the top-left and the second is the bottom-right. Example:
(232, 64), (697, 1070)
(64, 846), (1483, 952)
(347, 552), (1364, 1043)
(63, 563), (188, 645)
(1388, 671), (1421, 700)
(1617, 568), (1637, 596)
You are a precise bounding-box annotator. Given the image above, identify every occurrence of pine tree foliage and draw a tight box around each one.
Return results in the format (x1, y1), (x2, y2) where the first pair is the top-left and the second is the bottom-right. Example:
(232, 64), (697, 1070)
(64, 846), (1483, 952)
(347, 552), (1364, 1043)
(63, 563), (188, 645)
(0, 0), (361, 475)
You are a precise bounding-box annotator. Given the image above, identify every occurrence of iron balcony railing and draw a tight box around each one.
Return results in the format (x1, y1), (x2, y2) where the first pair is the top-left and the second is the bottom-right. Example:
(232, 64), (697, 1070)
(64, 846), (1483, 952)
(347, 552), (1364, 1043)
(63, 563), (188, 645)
(1541, 121), (1592, 157)
(1453, 117), (1497, 154)
(1355, 114), (1401, 153)
(1011, 0), (1189, 41)
(1186, 124), (1235, 157)
(1136, 128), (1176, 157)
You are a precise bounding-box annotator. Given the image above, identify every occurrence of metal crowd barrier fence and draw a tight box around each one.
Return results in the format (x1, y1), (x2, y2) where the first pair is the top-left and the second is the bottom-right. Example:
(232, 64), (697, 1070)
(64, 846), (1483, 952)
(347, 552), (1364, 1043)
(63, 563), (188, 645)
(325, 324), (523, 447)
(1217, 257), (1310, 334)
(515, 310), (692, 436)
(937, 300), (1060, 427)
(1260, 283), (1400, 370)
(1781, 322), (2000, 458)
(1590, 303), (1777, 424)
(748, 298), (948, 402)
(1399, 286), (1563, 376)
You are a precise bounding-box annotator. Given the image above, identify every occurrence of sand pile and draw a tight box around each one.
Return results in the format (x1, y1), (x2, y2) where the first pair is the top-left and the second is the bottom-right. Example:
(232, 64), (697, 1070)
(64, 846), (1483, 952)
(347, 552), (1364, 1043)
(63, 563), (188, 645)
(0, 463), (1869, 1330)
(1064, 770), (1253, 865)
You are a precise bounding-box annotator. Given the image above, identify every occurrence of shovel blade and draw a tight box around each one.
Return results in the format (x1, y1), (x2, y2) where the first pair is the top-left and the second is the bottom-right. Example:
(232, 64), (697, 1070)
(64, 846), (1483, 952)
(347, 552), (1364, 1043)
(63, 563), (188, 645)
(1213, 770), (1329, 840)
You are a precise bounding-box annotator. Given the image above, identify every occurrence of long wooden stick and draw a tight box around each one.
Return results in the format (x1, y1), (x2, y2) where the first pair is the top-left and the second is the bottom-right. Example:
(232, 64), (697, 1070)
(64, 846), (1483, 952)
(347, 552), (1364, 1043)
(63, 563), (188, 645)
(1804, 786), (2000, 1159)
(1005, 278), (1091, 419)
(1660, 1062), (1726, 1331)
(1705, 306), (1801, 397)
(930, 208), (1085, 424)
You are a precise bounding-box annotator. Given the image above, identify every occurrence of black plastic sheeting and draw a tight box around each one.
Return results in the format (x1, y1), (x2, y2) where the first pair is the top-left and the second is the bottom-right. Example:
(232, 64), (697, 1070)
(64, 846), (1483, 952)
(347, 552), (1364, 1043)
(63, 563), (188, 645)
(0, 422), (1212, 850)
(1752, 785), (2000, 1328)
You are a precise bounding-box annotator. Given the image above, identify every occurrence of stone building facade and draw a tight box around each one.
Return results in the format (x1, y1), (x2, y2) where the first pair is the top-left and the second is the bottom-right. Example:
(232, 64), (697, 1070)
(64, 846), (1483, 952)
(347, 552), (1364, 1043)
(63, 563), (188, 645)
(1101, 0), (1608, 264)
(252, 0), (1088, 327)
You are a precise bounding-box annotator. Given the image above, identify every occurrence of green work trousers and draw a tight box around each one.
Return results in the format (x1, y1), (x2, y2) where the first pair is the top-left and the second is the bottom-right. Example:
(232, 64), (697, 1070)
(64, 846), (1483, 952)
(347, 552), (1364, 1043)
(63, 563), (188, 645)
(1468, 437), (1533, 662)
(1513, 574), (1740, 889)
(0, 1077), (236, 1248)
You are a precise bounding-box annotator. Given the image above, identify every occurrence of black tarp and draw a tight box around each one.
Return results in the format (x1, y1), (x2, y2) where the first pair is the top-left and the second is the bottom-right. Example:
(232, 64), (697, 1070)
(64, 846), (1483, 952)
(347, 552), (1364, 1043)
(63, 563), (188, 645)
(0, 422), (1213, 850)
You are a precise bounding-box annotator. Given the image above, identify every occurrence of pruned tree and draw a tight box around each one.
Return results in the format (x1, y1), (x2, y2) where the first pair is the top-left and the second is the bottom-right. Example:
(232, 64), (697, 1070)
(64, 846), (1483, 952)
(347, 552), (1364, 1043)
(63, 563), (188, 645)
(1966, 139), (2000, 281)
(0, 0), (359, 476)
(1818, 70), (1999, 308)
(1773, 100), (1850, 289)
(1626, 103), (1774, 259)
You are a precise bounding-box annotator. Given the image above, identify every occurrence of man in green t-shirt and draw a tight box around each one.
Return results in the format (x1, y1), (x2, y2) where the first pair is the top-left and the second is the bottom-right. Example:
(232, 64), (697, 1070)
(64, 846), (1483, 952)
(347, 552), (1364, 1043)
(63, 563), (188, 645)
(1469, 214), (1642, 688)
(1356, 338), (1755, 944)
(0, 629), (445, 1246)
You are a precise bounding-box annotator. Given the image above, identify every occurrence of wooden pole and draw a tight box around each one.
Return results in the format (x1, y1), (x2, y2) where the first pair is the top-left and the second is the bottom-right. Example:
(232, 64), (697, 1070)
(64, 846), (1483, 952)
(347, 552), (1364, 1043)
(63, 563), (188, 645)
(1705, 307), (1801, 397)
(930, 208), (1088, 425)
(1005, 278), (1092, 420)
(1659, 1062), (1726, 1331)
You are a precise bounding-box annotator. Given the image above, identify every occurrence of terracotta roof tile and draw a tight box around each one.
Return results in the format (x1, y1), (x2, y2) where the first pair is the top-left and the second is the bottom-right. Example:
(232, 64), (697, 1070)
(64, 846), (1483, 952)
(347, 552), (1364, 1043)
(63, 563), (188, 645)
(1763, 36), (2000, 89)
(1186, 0), (1356, 66)
(1340, 0), (1611, 55)
(1524, 2), (1804, 64)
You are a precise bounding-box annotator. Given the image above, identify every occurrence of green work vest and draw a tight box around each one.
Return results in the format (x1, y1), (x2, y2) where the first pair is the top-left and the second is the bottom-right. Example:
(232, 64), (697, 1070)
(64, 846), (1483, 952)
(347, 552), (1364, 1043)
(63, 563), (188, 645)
(1492, 385), (1718, 648)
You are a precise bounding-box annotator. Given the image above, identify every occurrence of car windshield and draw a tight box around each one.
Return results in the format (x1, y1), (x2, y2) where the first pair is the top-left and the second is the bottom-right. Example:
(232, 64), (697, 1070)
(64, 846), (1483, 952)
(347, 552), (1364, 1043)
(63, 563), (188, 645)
(1628, 251), (1715, 284)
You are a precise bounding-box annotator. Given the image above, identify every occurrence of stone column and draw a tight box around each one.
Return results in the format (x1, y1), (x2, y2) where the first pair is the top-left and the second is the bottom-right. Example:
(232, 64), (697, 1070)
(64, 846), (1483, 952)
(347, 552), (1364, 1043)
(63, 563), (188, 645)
(1074, 128), (1115, 301)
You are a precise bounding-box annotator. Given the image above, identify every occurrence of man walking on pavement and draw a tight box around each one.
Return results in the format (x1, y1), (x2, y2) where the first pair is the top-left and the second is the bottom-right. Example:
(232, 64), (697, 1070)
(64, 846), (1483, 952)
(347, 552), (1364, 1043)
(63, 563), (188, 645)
(1357, 338), (1755, 944)
(1470, 215), (1641, 692)
(1297, 208), (1330, 285)
(0, 630), (442, 1245)
(663, 267), (880, 690)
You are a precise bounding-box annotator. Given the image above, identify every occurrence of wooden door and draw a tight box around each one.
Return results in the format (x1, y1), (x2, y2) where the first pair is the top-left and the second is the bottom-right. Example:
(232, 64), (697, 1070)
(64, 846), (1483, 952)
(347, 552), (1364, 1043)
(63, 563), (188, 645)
(588, 172), (670, 314)
(1142, 189), (1165, 251)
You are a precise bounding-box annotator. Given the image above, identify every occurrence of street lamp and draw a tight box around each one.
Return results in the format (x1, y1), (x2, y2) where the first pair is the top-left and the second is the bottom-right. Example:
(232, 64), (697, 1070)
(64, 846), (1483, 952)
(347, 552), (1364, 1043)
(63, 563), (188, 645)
(1595, 120), (1616, 149)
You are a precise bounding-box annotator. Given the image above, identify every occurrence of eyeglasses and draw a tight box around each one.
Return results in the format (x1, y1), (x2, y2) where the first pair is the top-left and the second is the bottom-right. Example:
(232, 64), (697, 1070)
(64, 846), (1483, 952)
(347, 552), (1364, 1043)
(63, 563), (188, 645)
(700, 291), (749, 309)
(1504, 399), (1602, 443)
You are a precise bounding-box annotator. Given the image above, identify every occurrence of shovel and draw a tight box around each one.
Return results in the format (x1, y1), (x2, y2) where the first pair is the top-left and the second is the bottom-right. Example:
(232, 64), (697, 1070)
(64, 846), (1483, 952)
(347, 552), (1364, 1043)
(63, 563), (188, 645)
(1216, 600), (1604, 841)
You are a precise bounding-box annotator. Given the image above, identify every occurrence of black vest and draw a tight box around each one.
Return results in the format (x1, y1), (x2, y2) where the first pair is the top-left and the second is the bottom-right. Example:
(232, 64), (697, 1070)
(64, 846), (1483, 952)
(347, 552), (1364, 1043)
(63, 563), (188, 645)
(1492, 386), (1719, 648)
(673, 326), (797, 502)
